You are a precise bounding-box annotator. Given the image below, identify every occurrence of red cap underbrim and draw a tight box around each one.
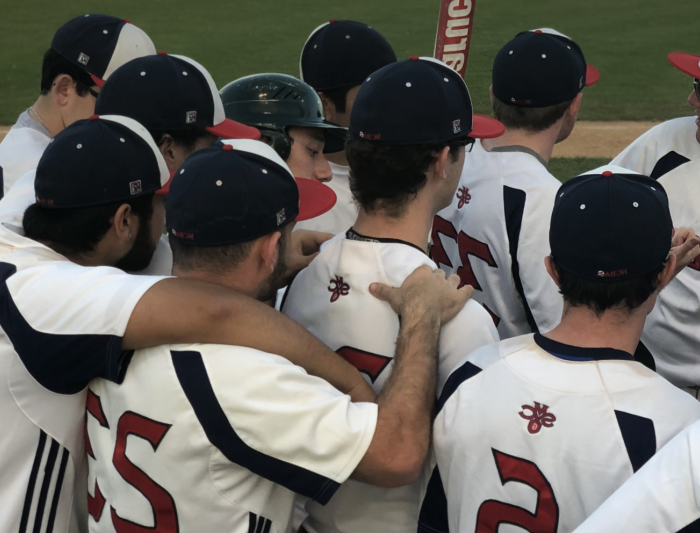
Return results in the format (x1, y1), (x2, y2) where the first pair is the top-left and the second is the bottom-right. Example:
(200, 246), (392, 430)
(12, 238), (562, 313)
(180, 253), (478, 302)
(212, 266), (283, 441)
(295, 178), (337, 221)
(585, 64), (600, 87)
(469, 115), (505, 139)
(90, 74), (105, 88)
(207, 118), (261, 141)
(156, 169), (176, 195)
(668, 52), (700, 79)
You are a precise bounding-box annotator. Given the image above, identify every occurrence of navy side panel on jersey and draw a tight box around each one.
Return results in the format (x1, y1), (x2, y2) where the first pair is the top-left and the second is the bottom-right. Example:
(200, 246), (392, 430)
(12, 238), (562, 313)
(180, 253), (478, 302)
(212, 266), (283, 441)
(650, 151), (691, 180)
(436, 361), (482, 414)
(0, 262), (124, 394)
(417, 467), (449, 533)
(503, 186), (538, 333)
(171, 350), (341, 504)
(248, 512), (272, 533)
(614, 410), (656, 472)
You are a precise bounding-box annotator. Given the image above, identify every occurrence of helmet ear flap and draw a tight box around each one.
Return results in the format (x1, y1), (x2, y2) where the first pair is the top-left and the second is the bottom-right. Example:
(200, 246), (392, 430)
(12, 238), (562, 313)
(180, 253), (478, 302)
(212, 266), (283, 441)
(259, 129), (292, 161)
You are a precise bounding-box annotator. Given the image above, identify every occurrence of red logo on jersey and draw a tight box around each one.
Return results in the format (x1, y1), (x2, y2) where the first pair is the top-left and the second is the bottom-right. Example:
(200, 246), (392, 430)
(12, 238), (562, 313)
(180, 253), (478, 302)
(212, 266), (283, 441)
(328, 275), (350, 302)
(519, 402), (556, 434)
(456, 186), (471, 208)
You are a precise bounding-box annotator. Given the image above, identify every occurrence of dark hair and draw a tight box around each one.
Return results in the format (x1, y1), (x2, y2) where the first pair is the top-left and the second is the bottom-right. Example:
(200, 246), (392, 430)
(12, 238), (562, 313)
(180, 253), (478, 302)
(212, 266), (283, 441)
(171, 239), (257, 274)
(346, 137), (463, 217)
(554, 260), (665, 316)
(150, 125), (214, 152)
(23, 194), (155, 256)
(40, 48), (95, 96)
(319, 85), (355, 114)
(492, 97), (574, 133)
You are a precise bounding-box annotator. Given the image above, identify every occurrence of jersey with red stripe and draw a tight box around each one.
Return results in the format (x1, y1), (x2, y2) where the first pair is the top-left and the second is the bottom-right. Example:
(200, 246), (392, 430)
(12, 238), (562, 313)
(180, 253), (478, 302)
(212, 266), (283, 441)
(611, 117), (700, 179)
(87, 343), (377, 533)
(282, 231), (499, 533)
(419, 333), (700, 533)
(432, 140), (562, 340)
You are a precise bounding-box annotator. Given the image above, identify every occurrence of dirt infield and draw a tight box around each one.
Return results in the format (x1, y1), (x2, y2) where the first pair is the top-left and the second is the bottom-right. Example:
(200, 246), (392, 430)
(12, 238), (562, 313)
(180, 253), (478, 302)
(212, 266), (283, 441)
(0, 121), (660, 159)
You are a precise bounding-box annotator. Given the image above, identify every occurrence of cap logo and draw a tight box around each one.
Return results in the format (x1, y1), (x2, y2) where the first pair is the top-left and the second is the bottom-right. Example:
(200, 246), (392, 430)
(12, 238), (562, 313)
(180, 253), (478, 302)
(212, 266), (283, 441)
(171, 229), (194, 240)
(129, 181), (143, 195)
(277, 208), (286, 226)
(186, 111), (197, 124)
(579, 76), (584, 89)
(453, 119), (462, 134)
(78, 52), (90, 66)
(597, 269), (628, 278)
(359, 132), (381, 140)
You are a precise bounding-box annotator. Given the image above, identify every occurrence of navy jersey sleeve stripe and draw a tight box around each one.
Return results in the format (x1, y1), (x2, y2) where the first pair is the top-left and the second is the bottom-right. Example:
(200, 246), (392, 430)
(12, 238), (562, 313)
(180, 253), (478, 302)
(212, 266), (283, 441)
(0, 263), (124, 394)
(32, 438), (59, 533)
(614, 410), (657, 472)
(417, 466), (449, 533)
(45, 448), (70, 533)
(503, 186), (538, 333)
(19, 431), (47, 533)
(171, 350), (341, 505)
(436, 361), (482, 414)
(677, 518), (700, 532)
(650, 151), (691, 180)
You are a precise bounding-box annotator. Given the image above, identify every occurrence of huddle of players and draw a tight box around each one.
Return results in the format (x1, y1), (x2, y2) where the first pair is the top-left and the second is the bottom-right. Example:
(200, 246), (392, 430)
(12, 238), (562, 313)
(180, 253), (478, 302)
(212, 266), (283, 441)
(1, 13), (700, 533)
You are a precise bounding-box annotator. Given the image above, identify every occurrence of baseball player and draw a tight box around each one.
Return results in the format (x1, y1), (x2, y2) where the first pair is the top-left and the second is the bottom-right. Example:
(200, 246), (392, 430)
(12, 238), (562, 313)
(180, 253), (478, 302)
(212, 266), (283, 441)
(86, 140), (470, 533)
(283, 57), (503, 533)
(219, 73), (345, 183)
(432, 28), (599, 340)
(0, 15), (155, 194)
(611, 51), (700, 178)
(0, 116), (379, 533)
(296, 19), (397, 234)
(419, 167), (700, 533)
(573, 418), (700, 532)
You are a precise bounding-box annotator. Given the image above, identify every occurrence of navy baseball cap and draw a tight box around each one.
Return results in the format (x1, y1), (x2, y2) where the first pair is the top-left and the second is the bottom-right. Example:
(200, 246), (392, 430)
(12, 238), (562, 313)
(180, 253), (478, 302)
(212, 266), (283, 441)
(550, 165), (673, 283)
(96, 54), (260, 141)
(51, 14), (156, 87)
(349, 56), (504, 144)
(35, 115), (170, 209)
(668, 52), (700, 79)
(493, 28), (600, 108)
(300, 20), (397, 91)
(167, 140), (337, 246)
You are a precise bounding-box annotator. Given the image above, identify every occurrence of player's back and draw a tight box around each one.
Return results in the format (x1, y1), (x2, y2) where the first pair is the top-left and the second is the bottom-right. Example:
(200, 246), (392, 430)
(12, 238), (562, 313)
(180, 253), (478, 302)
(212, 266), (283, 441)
(88, 341), (377, 533)
(432, 140), (562, 339)
(0, 111), (52, 194)
(422, 333), (700, 533)
(611, 116), (700, 179)
(283, 231), (499, 533)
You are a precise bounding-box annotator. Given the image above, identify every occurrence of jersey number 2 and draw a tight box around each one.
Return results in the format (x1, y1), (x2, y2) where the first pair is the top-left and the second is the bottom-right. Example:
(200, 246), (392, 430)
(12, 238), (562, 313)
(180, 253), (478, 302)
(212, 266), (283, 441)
(475, 449), (559, 533)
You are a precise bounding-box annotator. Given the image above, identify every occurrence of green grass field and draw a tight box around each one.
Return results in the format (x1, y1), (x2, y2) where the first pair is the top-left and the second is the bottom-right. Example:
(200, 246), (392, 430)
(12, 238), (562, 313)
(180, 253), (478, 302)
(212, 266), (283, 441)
(0, 0), (697, 178)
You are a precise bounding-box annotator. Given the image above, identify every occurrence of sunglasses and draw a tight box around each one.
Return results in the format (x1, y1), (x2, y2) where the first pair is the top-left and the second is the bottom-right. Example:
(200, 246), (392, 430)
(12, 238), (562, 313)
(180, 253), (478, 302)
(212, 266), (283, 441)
(78, 81), (100, 99)
(695, 79), (700, 101)
(450, 136), (476, 153)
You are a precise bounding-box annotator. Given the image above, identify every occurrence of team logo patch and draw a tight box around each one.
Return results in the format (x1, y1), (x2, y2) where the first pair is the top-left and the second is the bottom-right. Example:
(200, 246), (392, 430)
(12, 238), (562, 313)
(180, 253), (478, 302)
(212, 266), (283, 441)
(276, 208), (286, 226)
(359, 131), (381, 141)
(328, 275), (350, 303)
(129, 180), (142, 195)
(456, 186), (471, 208)
(519, 402), (556, 434)
(598, 269), (628, 278)
(186, 111), (197, 124)
(78, 52), (90, 66)
(453, 119), (461, 134)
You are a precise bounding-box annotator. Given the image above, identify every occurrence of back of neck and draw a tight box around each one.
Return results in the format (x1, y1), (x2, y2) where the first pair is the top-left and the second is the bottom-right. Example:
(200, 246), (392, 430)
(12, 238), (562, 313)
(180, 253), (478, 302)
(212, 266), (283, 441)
(30, 95), (64, 138)
(352, 201), (433, 253)
(481, 126), (559, 164)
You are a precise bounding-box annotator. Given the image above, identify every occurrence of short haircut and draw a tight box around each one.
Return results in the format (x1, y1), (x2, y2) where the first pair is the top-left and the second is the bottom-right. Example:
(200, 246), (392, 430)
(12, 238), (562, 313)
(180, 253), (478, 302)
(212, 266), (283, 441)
(492, 96), (574, 133)
(40, 48), (95, 96)
(320, 85), (355, 114)
(346, 137), (462, 218)
(553, 260), (665, 317)
(150, 125), (214, 152)
(23, 194), (154, 256)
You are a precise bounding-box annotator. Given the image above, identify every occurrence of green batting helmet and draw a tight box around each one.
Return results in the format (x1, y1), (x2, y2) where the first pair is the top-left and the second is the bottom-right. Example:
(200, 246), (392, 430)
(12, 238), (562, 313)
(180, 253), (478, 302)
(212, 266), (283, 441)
(219, 73), (346, 160)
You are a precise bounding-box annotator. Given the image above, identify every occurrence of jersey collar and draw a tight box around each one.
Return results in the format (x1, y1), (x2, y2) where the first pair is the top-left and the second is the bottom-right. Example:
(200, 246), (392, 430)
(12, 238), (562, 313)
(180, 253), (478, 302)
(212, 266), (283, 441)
(534, 333), (635, 362)
(489, 145), (548, 168)
(345, 228), (427, 255)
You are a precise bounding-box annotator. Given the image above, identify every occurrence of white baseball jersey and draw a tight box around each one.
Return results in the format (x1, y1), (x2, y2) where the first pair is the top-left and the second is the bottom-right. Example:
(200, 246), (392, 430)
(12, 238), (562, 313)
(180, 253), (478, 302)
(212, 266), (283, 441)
(573, 419), (700, 533)
(283, 230), (499, 533)
(637, 157), (700, 387)
(295, 162), (358, 235)
(0, 223), (166, 533)
(611, 116), (700, 179)
(87, 343), (377, 533)
(432, 141), (563, 339)
(0, 110), (52, 194)
(418, 333), (700, 533)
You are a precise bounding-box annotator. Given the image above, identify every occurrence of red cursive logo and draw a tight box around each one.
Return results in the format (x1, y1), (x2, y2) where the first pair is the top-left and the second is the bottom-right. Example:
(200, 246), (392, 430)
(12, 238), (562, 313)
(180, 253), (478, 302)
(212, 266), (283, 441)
(456, 186), (471, 208)
(519, 402), (556, 434)
(328, 275), (350, 303)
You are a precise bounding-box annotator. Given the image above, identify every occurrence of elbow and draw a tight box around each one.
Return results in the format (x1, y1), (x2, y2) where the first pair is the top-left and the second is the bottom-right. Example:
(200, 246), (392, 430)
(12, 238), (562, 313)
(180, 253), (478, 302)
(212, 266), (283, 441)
(373, 444), (427, 488)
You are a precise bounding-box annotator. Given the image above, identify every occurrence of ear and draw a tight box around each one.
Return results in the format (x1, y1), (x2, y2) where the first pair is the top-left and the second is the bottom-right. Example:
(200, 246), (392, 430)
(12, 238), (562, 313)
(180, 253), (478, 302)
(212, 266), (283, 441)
(432, 146), (451, 182)
(259, 231), (283, 274)
(111, 203), (137, 244)
(53, 74), (75, 107)
(567, 92), (583, 119)
(158, 135), (180, 170)
(318, 92), (336, 124)
(545, 256), (561, 288)
(657, 255), (677, 292)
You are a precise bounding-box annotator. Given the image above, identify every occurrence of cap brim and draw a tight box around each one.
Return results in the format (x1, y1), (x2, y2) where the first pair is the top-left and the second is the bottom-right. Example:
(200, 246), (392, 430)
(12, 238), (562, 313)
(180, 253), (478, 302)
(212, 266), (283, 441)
(585, 64), (600, 87)
(90, 74), (106, 88)
(668, 52), (700, 79)
(295, 177), (337, 221)
(207, 118), (261, 141)
(156, 169), (176, 195)
(469, 115), (505, 139)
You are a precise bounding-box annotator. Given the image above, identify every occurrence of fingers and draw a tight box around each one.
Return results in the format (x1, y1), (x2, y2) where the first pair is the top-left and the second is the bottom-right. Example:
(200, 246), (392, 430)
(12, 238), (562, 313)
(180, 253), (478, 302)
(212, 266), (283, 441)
(369, 282), (396, 305)
(447, 273), (461, 290)
(294, 230), (334, 255)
